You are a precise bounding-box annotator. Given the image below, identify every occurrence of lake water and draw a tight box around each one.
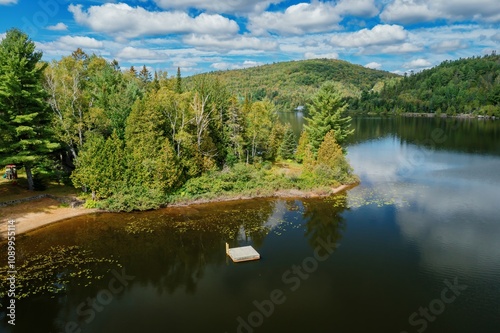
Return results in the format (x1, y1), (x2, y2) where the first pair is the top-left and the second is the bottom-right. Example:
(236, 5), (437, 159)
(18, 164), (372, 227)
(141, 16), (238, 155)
(2, 117), (500, 333)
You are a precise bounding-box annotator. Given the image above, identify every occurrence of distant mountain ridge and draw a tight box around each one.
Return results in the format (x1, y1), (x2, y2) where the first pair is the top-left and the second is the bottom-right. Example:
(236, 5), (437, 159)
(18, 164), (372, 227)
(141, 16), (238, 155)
(187, 58), (398, 111)
(187, 54), (499, 117)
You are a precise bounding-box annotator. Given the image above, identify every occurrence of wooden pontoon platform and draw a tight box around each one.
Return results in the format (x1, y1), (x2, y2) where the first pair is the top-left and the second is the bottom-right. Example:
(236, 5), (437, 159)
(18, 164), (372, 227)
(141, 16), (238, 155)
(226, 243), (260, 262)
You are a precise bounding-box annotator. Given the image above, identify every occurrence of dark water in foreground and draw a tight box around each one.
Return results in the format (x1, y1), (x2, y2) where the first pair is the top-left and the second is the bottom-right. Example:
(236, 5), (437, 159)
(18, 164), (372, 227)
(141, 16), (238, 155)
(2, 117), (500, 333)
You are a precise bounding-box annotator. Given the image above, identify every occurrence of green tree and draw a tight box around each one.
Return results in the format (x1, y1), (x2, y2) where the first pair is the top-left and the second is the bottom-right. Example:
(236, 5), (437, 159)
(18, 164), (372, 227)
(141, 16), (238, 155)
(295, 130), (310, 163)
(176, 67), (182, 93)
(224, 96), (245, 165)
(125, 97), (182, 193)
(138, 65), (152, 85)
(71, 132), (125, 200)
(0, 29), (59, 190)
(266, 122), (285, 161)
(190, 75), (231, 167)
(245, 99), (276, 161)
(278, 124), (297, 160)
(87, 58), (142, 139)
(70, 134), (104, 199)
(315, 130), (352, 183)
(44, 50), (91, 160)
(304, 82), (353, 153)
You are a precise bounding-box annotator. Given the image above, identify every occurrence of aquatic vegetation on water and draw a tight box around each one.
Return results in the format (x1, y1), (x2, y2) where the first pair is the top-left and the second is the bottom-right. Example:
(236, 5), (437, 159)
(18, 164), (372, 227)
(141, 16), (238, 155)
(125, 220), (155, 234)
(324, 185), (413, 209)
(0, 246), (121, 301)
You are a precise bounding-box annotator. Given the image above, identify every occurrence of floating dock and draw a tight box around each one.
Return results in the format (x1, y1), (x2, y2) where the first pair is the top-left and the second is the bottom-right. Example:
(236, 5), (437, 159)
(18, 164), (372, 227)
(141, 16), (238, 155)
(226, 243), (260, 263)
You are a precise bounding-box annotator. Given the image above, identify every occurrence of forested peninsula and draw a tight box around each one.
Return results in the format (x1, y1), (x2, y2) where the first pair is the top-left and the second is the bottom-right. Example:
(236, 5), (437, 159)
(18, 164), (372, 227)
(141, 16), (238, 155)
(2, 29), (498, 212)
(0, 29), (357, 212)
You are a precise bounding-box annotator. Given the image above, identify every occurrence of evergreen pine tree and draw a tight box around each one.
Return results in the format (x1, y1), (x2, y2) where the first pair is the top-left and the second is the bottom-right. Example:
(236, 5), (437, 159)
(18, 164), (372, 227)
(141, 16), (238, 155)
(71, 134), (106, 200)
(129, 66), (137, 76)
(138, 65), (151, 84)
(125, 98), (181, 193)
(304, 82), (353, 154)
(295, 131), (310, 163)
(176, 67), (182, 93)
(278, 124), (297, 160)
(0, 29), (59, 190)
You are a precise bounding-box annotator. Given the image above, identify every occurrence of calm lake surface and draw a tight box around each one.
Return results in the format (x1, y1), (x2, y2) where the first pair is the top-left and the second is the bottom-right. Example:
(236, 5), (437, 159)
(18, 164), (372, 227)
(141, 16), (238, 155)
(2, 117), (500, 333)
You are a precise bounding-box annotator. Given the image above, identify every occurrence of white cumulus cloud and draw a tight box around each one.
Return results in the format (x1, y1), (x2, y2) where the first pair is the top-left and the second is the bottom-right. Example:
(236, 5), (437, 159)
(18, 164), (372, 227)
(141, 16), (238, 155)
(336, 0), (379, 17)
(116, 46), (161, 60)
(364, 42), (423, 55)
(57, 36), (104, 49)
(365, 62), (382, 69)
(46, 23), (68, 31)
(380, 0), (440, 24)
(154, 0), (283, 14)
(249, 2), (342, 35)
(36, 36), (105, 57)
(329, 24), (408, 48)
(173, 60), (197, 68)
(69, 3), (239, 39)
(381, 0), (500, 24)
(211, 60), (263, 70)
(403, 58), (432, 69)
(304, 52), (339, 60)
(430, 40), (468, 53)
(183, 34), (279, 52)
(0, 0), (17, 5)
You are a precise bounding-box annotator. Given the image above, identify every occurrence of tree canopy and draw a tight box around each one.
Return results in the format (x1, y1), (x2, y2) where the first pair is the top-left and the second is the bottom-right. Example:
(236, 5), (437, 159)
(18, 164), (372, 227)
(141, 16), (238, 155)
(0, 29), (59, 190)
(304, 82), (354, 153)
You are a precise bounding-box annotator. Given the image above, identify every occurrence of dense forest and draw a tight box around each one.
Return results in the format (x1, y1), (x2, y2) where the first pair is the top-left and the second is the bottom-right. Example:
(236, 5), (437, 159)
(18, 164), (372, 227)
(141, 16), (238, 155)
(347, 54), (500, 116)
(0, 29), (356, 211)
(193, 59), (398, 111)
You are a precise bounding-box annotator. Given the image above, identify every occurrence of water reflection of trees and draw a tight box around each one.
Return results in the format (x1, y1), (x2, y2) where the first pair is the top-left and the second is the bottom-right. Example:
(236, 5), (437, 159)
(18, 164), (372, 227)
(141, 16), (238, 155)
(347, 117), (500, 155)
(302, 195), (349, 250)
(97, 200), (276, 296)
(8, 200), (276, 302)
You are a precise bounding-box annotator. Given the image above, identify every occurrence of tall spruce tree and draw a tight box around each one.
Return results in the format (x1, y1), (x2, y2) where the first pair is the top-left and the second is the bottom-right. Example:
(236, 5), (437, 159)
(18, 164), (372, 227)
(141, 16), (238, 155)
(175, 67), (182, 93)
(278, 124), (297, 160)
(138, 65), (152, 84)
(0, 29), (59, 190)
(304, 82), (353, 154)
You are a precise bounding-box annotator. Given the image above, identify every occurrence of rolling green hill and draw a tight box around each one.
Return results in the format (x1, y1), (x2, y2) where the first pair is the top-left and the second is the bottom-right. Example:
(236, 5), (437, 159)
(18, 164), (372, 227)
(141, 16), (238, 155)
(349, 53), (500, 116)
(187, 58), (398, 111)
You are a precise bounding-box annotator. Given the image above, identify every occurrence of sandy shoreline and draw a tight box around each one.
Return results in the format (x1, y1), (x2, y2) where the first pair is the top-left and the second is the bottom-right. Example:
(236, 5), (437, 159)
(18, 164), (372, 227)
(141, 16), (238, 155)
(0, 184), (355, 237)
(0, 197), (99, 238)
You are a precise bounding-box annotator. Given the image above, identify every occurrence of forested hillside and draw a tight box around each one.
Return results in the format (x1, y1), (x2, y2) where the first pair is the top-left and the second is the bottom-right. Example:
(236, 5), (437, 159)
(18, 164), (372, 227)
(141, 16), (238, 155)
(188, 59), (398, 111)
(349, 53), (500, 116)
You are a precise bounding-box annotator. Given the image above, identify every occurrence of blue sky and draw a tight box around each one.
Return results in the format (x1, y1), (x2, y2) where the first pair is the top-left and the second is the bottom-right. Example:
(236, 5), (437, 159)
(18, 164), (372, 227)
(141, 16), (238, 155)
(0, 0), (499, 76)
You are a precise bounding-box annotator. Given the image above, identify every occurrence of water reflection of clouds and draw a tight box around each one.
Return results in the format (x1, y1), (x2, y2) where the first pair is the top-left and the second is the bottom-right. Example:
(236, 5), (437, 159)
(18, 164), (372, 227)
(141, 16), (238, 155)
(347, 138), (402, 184)
(348, 137), (500, 277)
(395, 181), (500, 277)
(236, 201), (288, 241)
